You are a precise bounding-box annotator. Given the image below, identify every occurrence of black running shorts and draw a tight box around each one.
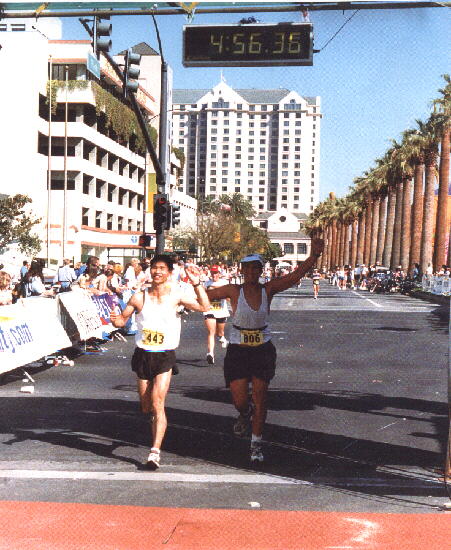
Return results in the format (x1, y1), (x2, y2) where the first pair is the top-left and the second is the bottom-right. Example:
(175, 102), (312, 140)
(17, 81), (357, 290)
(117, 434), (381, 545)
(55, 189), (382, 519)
(204, 314), (227, 323)
(131, 347), (178, 380)
(223, 340), (277, 387)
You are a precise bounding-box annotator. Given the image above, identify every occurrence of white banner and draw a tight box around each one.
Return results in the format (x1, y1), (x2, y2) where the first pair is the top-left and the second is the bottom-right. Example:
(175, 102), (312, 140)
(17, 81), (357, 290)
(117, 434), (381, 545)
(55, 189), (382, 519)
(0, 298), (71, 374)
(57, 289), (103, 341)
(422, 275), (450, 296)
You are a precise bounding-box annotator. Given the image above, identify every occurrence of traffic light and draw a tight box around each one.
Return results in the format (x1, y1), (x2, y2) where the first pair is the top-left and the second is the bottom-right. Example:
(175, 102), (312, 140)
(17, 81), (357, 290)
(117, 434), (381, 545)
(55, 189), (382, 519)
(171, 204), (181, 227)
(138, 234), (152, 247)
(93, 16), (112, 56)
(153, 194), (169, 230)
(124, 48), (141, 97)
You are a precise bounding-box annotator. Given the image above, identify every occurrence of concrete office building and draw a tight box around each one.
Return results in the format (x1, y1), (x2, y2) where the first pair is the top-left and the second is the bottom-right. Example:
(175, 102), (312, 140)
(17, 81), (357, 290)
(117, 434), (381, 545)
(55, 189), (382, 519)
(172, 80), (321, 216)
(0, 23), (194, 266)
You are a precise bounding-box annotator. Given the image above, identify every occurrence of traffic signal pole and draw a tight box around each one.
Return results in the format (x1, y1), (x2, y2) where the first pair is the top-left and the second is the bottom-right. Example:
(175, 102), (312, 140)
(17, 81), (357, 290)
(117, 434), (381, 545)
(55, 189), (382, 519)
(79, 18), (166, 253)
(156, 61), (169, 254)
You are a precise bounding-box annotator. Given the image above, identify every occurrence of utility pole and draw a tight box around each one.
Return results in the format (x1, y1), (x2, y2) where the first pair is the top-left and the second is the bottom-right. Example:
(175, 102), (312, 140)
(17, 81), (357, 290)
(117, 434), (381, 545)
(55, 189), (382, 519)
(156, 60), (169, 254)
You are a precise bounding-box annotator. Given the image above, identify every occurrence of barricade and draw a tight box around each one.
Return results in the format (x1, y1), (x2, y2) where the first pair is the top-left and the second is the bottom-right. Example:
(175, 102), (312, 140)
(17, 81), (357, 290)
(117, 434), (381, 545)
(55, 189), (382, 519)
(422, 275), (450, 296)
(0, 298), (71, 375)
(0, 290), (123, 375)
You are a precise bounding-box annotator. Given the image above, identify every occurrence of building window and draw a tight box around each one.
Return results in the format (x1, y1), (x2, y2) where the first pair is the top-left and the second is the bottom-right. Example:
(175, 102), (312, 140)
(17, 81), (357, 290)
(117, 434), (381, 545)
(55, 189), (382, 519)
(284, 243), (294, 254)
(82, 208), (89, 226)
(297, 243), (307, 254)
(95, 211), (102, 229)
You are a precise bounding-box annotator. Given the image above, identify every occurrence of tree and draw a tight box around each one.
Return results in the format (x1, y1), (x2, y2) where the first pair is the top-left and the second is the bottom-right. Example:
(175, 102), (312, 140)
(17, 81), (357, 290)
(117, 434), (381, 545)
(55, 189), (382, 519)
(416, 116), (441, 274)
(0, 194), (41, 255)
(432, 75), (451, 271)
(189, 193), (274, 262)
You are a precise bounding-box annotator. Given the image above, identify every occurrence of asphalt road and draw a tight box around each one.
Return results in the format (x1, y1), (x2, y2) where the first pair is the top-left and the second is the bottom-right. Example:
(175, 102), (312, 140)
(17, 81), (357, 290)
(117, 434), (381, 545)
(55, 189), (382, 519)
(0, 284), (449, 514)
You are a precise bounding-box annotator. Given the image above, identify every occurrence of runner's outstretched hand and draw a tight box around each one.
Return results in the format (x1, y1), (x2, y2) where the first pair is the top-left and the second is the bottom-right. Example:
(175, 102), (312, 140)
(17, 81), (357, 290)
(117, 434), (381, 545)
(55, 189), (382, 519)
(185, 264), (201, 286)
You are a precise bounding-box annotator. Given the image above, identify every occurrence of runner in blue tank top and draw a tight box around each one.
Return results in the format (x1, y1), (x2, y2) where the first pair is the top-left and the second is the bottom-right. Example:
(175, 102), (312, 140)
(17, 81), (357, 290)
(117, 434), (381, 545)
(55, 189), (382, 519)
(207, 238), (324, 463)
(110, 254), (210, 470)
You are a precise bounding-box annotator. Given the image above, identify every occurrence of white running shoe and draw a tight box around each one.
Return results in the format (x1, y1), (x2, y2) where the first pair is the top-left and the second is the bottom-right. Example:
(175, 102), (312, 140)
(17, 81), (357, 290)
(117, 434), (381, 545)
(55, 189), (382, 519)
(206, 353), (214, 365)
(146, 448), (160, 470)
(219, 336), (229, 348)
(250, 441), (264, 463)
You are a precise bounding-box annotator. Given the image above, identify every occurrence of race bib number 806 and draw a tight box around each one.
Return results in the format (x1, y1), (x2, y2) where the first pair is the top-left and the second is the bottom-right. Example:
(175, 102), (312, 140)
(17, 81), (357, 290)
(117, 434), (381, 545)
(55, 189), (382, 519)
(240, 329), (263, 347)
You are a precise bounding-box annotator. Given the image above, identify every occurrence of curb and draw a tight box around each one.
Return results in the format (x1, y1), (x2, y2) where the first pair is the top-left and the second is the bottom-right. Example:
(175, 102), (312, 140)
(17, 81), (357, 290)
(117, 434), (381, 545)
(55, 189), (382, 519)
(408, 290), (450, 307)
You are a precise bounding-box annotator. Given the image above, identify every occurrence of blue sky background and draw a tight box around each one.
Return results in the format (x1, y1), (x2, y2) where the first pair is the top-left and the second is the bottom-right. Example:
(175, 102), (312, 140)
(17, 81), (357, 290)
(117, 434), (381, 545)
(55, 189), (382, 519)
(57, 2), (449, 202)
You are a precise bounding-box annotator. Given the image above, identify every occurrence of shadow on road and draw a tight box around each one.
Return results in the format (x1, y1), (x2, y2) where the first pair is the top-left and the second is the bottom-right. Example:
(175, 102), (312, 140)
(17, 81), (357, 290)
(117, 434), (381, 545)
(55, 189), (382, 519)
(0, 392), (447, 510)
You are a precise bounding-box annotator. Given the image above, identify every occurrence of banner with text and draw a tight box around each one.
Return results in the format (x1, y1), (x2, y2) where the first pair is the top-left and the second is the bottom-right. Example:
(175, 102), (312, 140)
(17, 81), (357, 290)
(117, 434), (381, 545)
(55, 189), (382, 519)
(57, 290), (121, 341)
(0, 298), (71, 374)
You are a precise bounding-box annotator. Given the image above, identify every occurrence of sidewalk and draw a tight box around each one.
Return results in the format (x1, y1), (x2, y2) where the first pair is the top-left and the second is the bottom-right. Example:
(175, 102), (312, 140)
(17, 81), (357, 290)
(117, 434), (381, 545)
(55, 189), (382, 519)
(0, 501), (450, 549)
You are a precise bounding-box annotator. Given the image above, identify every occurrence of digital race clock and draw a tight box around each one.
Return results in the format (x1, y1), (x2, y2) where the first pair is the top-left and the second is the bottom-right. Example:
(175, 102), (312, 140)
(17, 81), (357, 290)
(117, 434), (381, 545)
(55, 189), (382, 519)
(183, 23), (313, 67)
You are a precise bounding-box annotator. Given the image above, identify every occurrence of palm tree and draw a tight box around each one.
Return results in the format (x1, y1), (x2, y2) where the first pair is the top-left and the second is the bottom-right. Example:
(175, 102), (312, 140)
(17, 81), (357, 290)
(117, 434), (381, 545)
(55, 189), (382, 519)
(432, 74), (451, 271)
(403, 128), (426, 274)
(376, 188), (388, 264)
(417, 116), (441, 274)
(398, 133), (416, 271)
(382, 151), (398, 269)
(389, 141), (404, 269)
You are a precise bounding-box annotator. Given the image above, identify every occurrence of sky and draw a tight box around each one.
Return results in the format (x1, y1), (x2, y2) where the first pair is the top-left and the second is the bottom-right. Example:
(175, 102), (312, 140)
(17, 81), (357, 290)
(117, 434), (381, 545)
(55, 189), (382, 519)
(29, 1), (450, 202)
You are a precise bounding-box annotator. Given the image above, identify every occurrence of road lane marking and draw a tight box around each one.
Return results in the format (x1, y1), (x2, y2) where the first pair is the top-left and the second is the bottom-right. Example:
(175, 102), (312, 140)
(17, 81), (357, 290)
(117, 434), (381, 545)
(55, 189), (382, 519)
(351, 290), (382, 308)
(0, 469), (303, 484)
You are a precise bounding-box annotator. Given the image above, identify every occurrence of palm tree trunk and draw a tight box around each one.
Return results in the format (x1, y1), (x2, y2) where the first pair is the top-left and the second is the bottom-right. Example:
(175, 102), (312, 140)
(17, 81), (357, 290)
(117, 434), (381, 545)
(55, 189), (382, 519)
(321, 224), (328, 269)
(383, 185), (396, 268)
(327, 223), (333, 270)
(376, 195), (387, 264)
(343, 223), (350, 266)
(351, 219), (358, 267)
(369, 196), (380, 265)
(399, 176), (413, 271)
(433, 128), (450, 271)
(363, 198), (373, 266)
(330, 220), (338, 268)
(391, 179), (404, 269)
(409, 161), (425, 274)
(420, 154), (438, 274)
(336, 222), (343, 267)
(356, 212), (365, 266)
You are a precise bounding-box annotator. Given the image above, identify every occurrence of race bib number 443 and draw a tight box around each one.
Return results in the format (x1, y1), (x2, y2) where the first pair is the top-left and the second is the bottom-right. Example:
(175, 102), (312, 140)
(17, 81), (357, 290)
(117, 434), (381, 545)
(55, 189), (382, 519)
(142, 329), (165, 346)
(240, 329), (263, 346)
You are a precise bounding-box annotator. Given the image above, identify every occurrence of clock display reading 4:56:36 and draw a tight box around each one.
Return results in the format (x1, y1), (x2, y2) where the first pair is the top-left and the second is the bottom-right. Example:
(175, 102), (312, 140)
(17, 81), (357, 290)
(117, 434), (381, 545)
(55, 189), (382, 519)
(183, 23), (313, 67)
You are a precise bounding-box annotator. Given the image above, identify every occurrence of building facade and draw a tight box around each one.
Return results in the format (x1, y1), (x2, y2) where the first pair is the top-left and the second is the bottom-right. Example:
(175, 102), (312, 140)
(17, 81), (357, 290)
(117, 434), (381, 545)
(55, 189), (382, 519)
(172, 81), (321, 215)
(0, 24), (193, 266)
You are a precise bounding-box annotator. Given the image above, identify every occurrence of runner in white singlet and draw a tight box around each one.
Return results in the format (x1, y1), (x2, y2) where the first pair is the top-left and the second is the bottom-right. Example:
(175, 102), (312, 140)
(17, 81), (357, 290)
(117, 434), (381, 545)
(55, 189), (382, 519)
(206, 238), (324, 464)
(110, 255), (210, 470)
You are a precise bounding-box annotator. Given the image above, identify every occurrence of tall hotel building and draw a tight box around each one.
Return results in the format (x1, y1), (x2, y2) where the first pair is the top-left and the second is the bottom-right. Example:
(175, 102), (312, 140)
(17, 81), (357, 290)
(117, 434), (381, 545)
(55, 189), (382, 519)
(172, 81), (321, 215)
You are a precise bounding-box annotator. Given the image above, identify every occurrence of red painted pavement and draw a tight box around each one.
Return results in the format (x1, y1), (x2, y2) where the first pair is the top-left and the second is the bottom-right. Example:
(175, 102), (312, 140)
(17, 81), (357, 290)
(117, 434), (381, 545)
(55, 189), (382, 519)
(0, 501), (449, 550)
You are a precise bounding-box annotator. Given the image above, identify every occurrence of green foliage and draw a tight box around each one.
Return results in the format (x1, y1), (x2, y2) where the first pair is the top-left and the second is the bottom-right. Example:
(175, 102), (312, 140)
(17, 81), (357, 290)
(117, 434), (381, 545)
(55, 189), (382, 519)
(91, 82), (146, 151)
(171, 146), (185, 170)
(0, 194), (42, 255)
(46, 80), (89, 114)
(146, 124), (158, 149)
(190, 193), (273, 262)
(46, 80), (146, 152)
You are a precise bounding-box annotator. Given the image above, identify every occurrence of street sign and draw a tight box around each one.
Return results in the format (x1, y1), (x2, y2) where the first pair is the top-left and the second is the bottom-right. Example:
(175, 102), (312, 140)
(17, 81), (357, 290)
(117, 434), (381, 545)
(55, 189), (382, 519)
(183, 22), (313, 67)
(87, 53), (100, 79)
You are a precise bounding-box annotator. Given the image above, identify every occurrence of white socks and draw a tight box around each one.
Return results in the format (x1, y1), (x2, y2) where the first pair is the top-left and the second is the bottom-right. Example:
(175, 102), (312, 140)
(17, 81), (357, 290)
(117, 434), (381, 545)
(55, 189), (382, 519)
(251, 434), (262, 444)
